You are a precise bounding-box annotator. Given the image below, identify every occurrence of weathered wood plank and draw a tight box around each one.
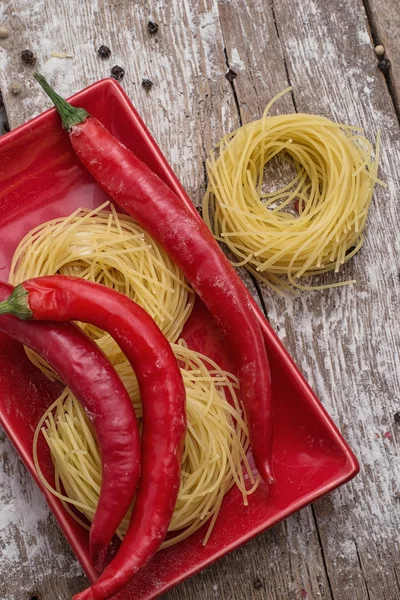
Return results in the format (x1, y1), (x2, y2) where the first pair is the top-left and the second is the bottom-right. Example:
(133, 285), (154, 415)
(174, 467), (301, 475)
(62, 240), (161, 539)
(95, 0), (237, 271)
(364, 0), (400, 116)
(216, 0), (400, 598)
(0, 433), (87, 600)
(273, 0), (400, 595)
(0, 0), (334, 599)
(166, 504), (334, 600)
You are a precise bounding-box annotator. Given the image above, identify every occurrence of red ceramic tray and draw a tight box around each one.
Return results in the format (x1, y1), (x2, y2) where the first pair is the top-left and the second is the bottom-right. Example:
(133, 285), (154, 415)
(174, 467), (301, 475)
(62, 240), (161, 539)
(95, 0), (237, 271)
(0, 79), (359, 599)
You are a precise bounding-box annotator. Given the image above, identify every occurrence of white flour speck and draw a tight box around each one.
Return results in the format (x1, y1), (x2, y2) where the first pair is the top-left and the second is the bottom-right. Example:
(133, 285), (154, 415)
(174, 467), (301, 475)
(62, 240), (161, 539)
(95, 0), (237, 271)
(231, 48), (245, 71)
(357, 29), (371, 45)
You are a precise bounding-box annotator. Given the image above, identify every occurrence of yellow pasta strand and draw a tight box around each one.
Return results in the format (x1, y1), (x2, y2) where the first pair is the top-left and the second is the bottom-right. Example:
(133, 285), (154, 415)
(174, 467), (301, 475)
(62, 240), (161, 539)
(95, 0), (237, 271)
(33, 344), (259, 547)
(9, 204), (195, 379)
(15, 204), (259, 548)
(203, 88), (385, 291)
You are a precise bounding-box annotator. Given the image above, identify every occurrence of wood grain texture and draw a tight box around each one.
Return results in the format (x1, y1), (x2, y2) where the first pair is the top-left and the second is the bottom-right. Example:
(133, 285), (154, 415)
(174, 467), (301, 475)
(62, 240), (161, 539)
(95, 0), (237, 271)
(0, 0), (399, 599)
(243, 0), (400, 598)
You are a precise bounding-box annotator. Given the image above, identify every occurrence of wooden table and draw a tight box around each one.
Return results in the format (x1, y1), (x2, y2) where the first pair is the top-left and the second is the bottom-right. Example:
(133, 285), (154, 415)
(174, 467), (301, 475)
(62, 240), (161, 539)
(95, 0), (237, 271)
(0, 1), (399, 599)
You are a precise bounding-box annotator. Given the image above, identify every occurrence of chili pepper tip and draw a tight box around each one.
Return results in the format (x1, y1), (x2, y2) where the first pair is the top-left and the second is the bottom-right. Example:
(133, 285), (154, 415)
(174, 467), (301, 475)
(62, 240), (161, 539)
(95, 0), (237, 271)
(0, 284), (32, 320)
(34, 73), (89, 131)
(259, 462), (275, 485)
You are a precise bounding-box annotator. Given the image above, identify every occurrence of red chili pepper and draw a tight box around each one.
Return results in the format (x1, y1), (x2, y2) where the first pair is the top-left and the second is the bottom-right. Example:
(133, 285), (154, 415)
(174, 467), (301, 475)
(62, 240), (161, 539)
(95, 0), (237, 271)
(0, 280), (140, 572)
(0, 275), (186, 600)
(34, 73), (274, 486)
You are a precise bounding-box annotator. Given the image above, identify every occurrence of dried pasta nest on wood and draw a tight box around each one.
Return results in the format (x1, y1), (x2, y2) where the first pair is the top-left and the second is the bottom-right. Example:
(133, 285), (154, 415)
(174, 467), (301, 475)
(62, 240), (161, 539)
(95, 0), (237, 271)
(203, 88), (385, 292)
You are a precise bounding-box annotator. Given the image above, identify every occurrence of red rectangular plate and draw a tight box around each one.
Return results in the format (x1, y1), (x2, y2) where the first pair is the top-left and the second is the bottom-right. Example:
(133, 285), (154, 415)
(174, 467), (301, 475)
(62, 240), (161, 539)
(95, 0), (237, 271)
(0, 79), (359, 599)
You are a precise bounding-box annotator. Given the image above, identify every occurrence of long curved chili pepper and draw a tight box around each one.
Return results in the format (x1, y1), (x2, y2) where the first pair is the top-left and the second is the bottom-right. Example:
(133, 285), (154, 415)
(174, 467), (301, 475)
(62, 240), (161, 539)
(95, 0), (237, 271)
(34, 73), (274, 486)
(0, 275), (187, 600)
(0, 280), (140, 572)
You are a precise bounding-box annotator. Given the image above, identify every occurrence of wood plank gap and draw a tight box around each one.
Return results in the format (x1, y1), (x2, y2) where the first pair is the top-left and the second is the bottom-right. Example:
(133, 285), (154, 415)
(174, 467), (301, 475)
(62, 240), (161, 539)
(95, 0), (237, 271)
(354, 541), (372, 600)
(219, 21), (270, 319)
(269, 0), (298, 111)
(361, 0), (400, 124)
(0, 89), (10, 134)
(393, 564), (400, 591)
(250, 279), (270, 319)
(310, 505), (335, 600)
(222, 47), (243, 126)
(200, 103), (269, 318)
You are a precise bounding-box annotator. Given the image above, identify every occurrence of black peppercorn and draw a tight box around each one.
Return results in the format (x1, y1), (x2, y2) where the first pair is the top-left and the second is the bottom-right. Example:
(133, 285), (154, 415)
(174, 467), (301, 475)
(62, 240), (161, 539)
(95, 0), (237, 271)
(148, 20), (159, 34)
(378, 58), (391, 73)
(111, 65), (125, 81)
(142, 78), (153, 91)
(225, 68), (237, 82)
(98, 45), (111, 59)
(21, 50), (36, 66)
(394, 412), (400, 425)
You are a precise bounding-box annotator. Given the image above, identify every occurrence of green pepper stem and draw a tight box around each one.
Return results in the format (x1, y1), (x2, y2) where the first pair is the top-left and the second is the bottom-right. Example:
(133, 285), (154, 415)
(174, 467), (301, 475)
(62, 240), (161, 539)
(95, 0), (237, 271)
(0, 285), (33, 320)
(34, 73), (89, 131)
